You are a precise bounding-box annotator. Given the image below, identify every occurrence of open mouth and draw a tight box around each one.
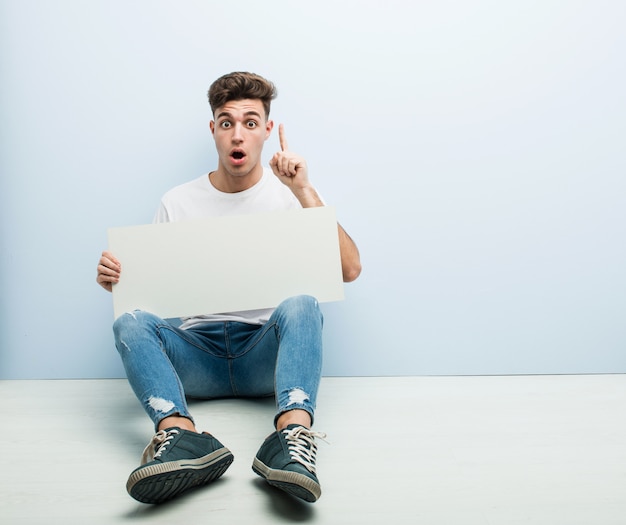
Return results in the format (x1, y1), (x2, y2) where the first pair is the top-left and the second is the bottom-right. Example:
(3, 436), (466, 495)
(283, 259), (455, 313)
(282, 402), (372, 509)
(231, 150), (246, 160)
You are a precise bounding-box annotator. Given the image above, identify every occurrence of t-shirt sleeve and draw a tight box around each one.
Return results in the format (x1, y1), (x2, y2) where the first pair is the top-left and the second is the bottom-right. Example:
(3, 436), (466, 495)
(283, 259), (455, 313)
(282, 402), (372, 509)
(153, 201), (170, 224)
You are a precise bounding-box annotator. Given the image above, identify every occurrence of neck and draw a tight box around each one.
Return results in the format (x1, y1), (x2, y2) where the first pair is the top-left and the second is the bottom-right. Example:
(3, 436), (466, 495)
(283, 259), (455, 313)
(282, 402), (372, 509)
(209, 164), (264, 193)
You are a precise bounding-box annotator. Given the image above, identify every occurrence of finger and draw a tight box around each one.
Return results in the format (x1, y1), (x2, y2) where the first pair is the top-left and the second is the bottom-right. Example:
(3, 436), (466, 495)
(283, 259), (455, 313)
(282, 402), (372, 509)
(277, 156), (294, 177)
(97, 274), (118, 286)
(270, 152), (287, 176)
(278, 123), (289, 151)
(97, 272), (118, 289)
(102, 250), (120, 262)
(98, 264), (120, 278)
(96, 276), (114, 292)
(100, 260), (120, 273)
(100, 252), (121, 271)
(285, 158), (298, 176)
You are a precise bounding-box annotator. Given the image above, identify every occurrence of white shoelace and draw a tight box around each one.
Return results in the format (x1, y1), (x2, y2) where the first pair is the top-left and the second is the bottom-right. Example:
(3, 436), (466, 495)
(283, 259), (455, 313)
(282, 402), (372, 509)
(140, 428), (180, 465)
(283, 426), (328, 474)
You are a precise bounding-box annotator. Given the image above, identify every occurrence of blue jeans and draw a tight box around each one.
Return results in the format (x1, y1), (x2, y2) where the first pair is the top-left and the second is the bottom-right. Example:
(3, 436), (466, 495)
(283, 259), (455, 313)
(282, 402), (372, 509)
(112, 295), (323, 430)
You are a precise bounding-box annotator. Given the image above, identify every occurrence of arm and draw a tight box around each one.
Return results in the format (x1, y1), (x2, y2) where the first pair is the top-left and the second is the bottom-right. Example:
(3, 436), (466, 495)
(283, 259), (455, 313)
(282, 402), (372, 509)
(96, 250), (121, 292)
(337, 223), (361, 283)
(270, 124), (362, 283)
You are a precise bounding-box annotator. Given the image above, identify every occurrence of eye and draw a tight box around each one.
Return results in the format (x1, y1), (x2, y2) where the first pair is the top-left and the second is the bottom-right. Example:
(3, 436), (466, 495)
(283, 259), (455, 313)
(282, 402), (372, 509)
(220, 121), (232, 129)
(246, 120), (258, 129)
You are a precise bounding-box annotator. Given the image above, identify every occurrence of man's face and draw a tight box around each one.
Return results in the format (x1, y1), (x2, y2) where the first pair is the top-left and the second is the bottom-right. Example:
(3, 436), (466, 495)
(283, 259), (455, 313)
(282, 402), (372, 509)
(210, 98), (273, 180)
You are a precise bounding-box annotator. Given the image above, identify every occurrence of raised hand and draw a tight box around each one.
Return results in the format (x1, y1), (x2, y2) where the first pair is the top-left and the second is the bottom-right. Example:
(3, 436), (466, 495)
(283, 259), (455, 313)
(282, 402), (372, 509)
(269, 124), (310, 190)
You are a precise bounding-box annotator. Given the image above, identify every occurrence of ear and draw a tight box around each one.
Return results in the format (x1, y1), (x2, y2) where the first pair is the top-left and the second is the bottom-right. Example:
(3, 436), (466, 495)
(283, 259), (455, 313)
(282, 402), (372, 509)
(265, 119), (274, 140)
(209, 120), (215, 136)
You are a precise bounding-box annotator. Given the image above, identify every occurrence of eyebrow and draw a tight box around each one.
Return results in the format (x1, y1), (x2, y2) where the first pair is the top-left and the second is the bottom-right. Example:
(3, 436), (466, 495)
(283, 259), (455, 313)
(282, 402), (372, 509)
(216, 110), (263, 120)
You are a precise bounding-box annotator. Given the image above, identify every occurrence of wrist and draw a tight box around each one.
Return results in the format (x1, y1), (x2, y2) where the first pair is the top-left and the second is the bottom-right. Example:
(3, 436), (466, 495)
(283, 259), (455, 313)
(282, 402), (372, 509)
(292, 184), (323, 208)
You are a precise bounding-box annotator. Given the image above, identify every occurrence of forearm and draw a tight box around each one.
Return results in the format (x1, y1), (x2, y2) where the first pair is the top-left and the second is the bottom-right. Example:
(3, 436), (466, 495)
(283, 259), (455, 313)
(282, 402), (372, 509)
(291, 184), (324, 209)
(337, 223), (361, 282)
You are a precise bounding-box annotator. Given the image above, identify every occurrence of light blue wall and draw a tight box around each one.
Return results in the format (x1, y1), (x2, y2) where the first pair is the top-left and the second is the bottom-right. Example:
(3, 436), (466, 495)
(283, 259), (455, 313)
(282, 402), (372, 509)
(1, 1), (624, 379)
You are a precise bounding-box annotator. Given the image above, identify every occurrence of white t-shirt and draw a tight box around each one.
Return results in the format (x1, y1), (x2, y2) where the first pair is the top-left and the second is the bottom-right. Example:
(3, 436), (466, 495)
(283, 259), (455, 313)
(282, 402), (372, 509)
(154, 168), (302, 329)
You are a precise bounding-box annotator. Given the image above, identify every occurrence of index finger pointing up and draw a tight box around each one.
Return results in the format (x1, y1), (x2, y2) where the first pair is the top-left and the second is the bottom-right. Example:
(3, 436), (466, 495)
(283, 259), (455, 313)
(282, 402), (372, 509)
(278, 123), (289, 151)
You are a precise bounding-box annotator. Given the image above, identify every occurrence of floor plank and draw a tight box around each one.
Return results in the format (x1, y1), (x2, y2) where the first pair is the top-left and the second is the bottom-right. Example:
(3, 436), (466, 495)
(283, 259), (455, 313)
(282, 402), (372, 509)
(1, 375), (625, 524)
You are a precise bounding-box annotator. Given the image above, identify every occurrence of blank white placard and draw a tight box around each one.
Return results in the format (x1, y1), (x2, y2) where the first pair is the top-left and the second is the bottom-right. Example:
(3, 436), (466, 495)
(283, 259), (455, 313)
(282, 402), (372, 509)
(107, 207), (344, 319)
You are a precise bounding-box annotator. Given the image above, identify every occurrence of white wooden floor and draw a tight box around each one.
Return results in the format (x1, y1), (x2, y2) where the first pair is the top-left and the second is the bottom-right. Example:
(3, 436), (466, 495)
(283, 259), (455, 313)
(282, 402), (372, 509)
(2, 375), (625, 524)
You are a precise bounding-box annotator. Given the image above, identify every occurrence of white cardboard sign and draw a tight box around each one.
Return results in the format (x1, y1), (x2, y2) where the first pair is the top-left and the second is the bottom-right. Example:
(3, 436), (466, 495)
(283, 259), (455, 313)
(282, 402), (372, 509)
(107, 207), (344, 319)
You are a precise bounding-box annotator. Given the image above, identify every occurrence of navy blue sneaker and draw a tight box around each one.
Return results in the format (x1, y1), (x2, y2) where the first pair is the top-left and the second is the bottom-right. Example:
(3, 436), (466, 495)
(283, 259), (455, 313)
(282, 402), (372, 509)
(126, 427), (234, 504)
(252, 424), (326, 502)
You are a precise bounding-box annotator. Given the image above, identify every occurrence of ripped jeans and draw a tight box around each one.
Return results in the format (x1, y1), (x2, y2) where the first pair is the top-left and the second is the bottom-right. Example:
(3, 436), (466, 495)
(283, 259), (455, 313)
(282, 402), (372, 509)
(112, 295), (323, 430)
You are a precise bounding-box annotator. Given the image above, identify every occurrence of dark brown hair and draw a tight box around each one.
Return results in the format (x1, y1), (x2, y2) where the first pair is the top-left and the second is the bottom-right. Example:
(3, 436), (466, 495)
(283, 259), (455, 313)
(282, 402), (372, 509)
(208, 72), (277, 118)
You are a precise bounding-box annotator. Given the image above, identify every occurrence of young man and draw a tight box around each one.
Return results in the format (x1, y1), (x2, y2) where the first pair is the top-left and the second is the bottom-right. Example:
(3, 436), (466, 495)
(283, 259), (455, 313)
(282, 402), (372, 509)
(96, 72), (361, 505)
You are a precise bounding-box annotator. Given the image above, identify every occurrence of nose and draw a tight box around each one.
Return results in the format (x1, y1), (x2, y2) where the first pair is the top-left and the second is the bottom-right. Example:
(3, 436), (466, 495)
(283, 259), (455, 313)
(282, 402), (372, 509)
(231, 122), (244, 142)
